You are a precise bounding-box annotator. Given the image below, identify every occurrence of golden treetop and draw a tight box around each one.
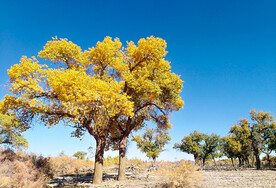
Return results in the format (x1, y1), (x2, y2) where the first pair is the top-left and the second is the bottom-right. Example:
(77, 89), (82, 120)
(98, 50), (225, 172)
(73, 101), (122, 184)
(3, 36), (184, 138)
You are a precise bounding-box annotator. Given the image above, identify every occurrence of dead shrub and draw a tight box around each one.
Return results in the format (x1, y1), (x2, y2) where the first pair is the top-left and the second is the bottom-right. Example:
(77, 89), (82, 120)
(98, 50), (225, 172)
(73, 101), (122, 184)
(262, 155), (276, 168)
(10, 160), (45, 188)
(0, 162), (11, 188)
(0, 148), (46, 188)
(152, 160), (202, 188)
(0, 176), (11, 188)
(48, 156), (94, 176)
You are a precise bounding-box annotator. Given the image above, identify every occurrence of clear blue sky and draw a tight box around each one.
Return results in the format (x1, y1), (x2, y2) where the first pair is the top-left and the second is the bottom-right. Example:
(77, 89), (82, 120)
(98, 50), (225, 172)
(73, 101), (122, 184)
(0, 0), (275, 161)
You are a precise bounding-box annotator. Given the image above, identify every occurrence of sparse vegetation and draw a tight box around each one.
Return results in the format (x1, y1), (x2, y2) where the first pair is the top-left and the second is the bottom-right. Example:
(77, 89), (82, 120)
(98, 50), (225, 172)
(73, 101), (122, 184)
(47, 155), (94, 176)
(152, 160), (202, 188)
(0, 148), (48, 188)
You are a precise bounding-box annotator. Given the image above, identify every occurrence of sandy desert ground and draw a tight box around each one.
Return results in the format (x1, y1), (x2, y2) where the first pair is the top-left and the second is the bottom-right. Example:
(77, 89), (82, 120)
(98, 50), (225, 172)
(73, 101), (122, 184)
(48, 169), (276, 187)
(201, 169), (276, 188)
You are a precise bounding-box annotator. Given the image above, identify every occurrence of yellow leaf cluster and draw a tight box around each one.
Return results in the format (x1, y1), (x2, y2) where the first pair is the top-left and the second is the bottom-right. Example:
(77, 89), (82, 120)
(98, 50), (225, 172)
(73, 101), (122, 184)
(84, 37), (126, 76)
(46, 67), (133, 118)
(8, 56), (46, 94)
(226, 119), (251, 156)
(127, 36), (167, 63)
(38, 37), (87, 67)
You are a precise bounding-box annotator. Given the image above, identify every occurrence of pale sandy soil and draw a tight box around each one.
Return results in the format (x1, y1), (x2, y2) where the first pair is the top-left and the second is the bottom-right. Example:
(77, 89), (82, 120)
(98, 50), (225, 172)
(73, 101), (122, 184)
(48, 169), (276, 187)
(201, 169), (276, 188)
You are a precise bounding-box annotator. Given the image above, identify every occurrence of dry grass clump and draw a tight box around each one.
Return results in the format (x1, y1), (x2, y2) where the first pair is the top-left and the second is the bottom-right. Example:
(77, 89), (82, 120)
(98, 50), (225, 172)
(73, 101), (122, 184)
(215, 158), (238, 165)
(262, 155), (276, 168)
(127, 158), (151, 169)
(270, 156), (276, 167)
(48, 156), (94, 176)
(104, 156), (119, 167)
(0, 148), (47, 188)
(152, 160), (202, 188)
(0, 147), (95, 188)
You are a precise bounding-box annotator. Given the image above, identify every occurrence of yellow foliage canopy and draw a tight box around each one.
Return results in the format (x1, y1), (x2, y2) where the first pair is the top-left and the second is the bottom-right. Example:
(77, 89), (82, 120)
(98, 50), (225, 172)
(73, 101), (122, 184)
(2, 36), (183, 140)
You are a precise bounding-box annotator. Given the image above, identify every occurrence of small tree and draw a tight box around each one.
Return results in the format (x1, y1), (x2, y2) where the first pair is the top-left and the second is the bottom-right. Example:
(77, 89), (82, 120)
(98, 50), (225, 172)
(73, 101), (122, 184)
(174, 131), (221, 167)
(57, 150), (66, 157)
(174, 131), (203, 165)
(249, 109), (276, 169)
(200, 133), (221, 167)
(0, 113), (28, 149)
(260, 120), (276, 168)
(227, 119), (252, 167)
(132, 128), (171, 166)
(221, 136), (239, 166)
(73, 151), (87, 160)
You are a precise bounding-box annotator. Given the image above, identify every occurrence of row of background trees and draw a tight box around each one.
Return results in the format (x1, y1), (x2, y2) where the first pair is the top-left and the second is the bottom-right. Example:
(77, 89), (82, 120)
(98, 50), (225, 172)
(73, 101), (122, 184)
(174, 109), (276, 169)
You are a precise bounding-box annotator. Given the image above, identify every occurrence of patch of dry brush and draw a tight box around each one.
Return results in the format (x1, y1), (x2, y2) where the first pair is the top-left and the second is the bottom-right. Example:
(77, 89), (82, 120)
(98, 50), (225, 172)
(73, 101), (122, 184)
(0, 148), (47, 188)
(152, 160), (202, 188)
(0, 147), (95, 188)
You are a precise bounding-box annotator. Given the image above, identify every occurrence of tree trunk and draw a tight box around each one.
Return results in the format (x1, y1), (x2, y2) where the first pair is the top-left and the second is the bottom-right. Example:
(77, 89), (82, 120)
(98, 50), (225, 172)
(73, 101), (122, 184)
(194, 155), (199, 166)
(251, 154), (255, 167)
(238, 157), (242, 167)
(212, 156), (217, 169)
(231, 158), (234, 168)
(93, 137), (106, 184)
(267, 154), (271, 168)
(245, 157), (250, 168)
(255, 153), (261, 170)
(152, 157), (156, 167)
(202, 157), (206, 167)
(118, 135), (128, 181)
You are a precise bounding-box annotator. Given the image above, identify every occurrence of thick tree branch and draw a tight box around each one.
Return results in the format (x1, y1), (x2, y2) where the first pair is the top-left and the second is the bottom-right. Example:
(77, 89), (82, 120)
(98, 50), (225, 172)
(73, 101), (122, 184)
(130, 58), (146, 72)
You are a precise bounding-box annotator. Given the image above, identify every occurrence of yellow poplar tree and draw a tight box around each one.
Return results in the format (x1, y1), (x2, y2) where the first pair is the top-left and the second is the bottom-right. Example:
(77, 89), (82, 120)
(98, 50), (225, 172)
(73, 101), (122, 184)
(1, 37), (133, 184)
(228, 118), (251, 167)
(1, 36), (183, 183)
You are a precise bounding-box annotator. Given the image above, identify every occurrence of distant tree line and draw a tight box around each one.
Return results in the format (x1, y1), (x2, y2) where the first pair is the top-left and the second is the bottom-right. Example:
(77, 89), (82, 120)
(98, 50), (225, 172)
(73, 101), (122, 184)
(174, 109), (276, 169)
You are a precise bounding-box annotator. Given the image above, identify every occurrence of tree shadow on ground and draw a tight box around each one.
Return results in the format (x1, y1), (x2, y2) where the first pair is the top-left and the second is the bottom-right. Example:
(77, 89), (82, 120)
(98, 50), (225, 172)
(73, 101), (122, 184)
(48, 173), (136, 187)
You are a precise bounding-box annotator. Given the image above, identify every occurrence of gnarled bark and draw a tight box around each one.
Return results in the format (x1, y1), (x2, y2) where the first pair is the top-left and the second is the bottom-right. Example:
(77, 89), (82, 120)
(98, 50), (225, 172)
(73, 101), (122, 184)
(267, 154), (271, 168)
(255, 154), (261, 170)
(194, 155), (200, 166)
(253, 147), (261, 170)
(118, 135), (127, 181)
(93, 137), (106, 184)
